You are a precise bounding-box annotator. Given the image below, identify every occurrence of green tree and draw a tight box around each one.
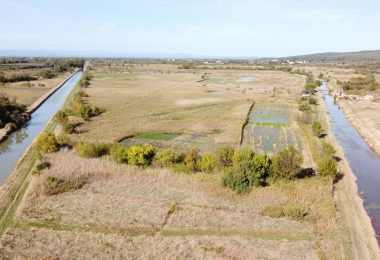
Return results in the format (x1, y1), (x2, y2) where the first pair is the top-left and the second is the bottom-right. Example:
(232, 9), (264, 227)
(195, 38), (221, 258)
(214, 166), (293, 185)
(200, 153), (217, 173)
(232, 148), (254, 164)
(155, 149), (183, 167)
(216, 146), (234, 167)
(312, 120), (323, 137)
(127, 144), (155, 166)
(36, 132), (58, 153)
(272, 146), (303, 179)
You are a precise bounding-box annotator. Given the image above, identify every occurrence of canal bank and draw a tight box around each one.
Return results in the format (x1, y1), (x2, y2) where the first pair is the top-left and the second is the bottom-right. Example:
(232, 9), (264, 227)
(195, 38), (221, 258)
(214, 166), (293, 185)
(317, 81), (380, 257)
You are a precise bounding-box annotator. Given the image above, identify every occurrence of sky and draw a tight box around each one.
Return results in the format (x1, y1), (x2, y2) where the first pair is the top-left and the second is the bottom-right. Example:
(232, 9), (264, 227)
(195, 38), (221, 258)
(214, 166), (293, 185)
(1, 0), (380, 57)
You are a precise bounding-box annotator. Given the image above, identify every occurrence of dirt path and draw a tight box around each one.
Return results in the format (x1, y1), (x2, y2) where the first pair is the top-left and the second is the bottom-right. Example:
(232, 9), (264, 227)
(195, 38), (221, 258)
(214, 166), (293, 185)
(316, 90), (380, 259)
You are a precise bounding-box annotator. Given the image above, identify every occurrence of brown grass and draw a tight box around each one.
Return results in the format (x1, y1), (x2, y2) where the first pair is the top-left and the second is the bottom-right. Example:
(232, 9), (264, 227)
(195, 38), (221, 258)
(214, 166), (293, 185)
(0, 72), (71, 106)
(69, 66), (305, 146)
(7, 148), (341, 258)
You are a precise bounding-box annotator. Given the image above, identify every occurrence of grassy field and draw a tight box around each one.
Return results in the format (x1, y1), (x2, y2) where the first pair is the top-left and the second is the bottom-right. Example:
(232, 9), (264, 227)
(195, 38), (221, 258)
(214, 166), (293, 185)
(0, 72), (71, 106)
(2, 63), (377, 259)
(69, 66), (305, 146)
(0, 147), (337, 259)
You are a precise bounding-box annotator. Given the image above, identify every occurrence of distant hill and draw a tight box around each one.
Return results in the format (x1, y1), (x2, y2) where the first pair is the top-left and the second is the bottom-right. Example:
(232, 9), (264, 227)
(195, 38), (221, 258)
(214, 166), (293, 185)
(282, 50), (380, 61)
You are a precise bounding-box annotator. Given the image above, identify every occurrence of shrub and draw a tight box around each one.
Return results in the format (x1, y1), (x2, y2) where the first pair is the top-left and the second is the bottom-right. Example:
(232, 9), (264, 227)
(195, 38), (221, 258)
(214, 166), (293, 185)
(36, 161), (51, 171)
(272, 146), (303, 179)
(63, 123), (76, 134)
(185, 148), (198, 165)
(312, 120), (323, 137)
(262, 206), (284, 218)
(75, 141), (110, 158)
(200, 153), (217, 173)
(299, 103), (312, 112)
(221, 160), (268, 194)
(216, 146), (235, 167)
(317, 157), (338, 177)
(127, 144), (155, 166)
(114, 146), (129, 163)
(232, 148), (254, 164)
(43, 175), (87, 196)
(36, 132), (58, 153)
(76, 104), (93, 121)
(308, 97), (317, 105)
(56, 135), (72, 147)
(320, 142), (336, 158)
(155, 149), (184, 167)
(54, 110), (68, 125)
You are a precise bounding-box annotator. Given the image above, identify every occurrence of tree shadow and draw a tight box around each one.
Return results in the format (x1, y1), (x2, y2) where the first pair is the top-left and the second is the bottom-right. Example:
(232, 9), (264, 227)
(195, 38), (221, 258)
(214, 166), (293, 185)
(333, 172), (344, 184)
(319, 133), (328, 139)
(333, 156), (341, 162)
(294, 168), (315, 179)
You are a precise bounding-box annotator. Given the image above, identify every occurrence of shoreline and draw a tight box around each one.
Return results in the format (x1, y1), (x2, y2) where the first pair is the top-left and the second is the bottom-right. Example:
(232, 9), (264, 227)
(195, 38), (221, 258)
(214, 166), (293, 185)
(317, 87), (380, 257)
(0, 69), (81, 144)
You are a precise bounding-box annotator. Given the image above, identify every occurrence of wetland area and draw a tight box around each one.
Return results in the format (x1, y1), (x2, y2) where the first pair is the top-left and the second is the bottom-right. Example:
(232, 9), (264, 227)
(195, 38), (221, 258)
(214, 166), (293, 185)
(0, 61), (379, 259)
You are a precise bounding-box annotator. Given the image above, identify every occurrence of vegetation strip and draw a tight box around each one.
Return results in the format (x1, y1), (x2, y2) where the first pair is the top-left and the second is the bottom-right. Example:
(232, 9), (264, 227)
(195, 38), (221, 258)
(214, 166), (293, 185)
(161, 229), (312, 241)
(11, 220), (155, 236)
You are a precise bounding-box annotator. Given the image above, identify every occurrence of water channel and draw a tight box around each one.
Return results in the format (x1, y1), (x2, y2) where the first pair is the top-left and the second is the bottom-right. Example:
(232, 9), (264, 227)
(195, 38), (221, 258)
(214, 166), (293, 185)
(0, 71), (83, 184)
(321, 81), (380, 243)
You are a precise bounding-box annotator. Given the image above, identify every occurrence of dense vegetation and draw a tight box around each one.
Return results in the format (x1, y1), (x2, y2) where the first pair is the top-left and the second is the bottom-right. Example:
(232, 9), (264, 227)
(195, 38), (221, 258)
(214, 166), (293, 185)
(337, 74), (380, 92)
(0, 92), (30, 128)
(282, 49), (380, 61)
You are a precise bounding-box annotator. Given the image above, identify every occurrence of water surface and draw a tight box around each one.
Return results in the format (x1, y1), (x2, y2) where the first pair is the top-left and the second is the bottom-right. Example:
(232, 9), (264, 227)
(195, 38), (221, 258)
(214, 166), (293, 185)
(0, 71), (82, 184)
(321, 81), (380, 243)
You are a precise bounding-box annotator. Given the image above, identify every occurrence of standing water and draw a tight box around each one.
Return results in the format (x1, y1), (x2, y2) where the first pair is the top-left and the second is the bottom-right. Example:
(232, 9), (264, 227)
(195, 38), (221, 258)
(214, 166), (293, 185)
(321, 81), (380, 243)
(0, 71), (83, 184)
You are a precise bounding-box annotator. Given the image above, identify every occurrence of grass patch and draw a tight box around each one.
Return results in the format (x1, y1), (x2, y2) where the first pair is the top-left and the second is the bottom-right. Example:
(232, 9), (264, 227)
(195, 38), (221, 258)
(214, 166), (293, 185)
(136, 133), (178, 141)
(161, 229), (312, 241)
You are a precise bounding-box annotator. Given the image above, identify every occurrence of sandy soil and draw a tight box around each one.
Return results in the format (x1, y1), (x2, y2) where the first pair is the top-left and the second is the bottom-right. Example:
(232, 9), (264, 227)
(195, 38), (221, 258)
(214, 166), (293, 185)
(315, 89), (380, 259)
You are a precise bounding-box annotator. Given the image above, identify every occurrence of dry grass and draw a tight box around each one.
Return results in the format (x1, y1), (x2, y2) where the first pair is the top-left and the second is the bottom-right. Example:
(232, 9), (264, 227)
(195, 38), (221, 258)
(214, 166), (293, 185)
(0, 72), (71, 106)
(70, 66), (305, 146)
(7, 148), (341, 258)
(0, 228), (318, 260)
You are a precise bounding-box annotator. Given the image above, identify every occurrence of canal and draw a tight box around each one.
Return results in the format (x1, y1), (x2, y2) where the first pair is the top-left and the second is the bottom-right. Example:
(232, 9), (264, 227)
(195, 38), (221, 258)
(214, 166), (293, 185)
(321, 81), (380, 243)
(0, 71), (83, 184)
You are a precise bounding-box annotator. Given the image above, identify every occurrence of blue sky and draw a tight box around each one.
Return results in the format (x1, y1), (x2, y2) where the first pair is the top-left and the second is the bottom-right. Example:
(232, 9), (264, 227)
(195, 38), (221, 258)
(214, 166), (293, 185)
(1, 0), (380, 57)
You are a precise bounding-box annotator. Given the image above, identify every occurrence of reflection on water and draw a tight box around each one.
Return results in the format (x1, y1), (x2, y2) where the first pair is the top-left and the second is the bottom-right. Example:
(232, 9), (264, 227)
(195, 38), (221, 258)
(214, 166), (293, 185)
(321, 81), (380, 244)
(0, 71), (82, 184)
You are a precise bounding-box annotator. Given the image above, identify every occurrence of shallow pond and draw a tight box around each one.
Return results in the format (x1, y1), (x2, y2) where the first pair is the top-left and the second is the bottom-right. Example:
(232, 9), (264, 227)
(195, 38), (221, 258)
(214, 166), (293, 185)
(238, 76), (255, 82)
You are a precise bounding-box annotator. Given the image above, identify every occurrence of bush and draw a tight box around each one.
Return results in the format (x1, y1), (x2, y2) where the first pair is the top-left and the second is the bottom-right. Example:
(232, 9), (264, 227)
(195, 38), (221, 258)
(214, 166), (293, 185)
(200, 153), (217, 173)
(262, 202), (309, 222)
(320, 142), (336, 158)
(127, 144), (155, 166)
(221, 160), (269, 194)
(155, 149), (184, 167)
(63, 123), (76, 134)
(232, 148), (254, 164)
(36, 161), (51, 171)
(185, 148), (198, 165)
(317, 157), (338, 177)
(75, 104), (93, 121)
(75, 141), (110, 158)
(216, 146), (234, 167)
(54, 110), (68, 125)
(272, 146), (303, 179)
(36, 132), (58, 153)
(56, 135), (72, 147)
(262, 206), (284, 218)
(312, 120), (323, 137)
(299, 103), (312, 112)
(308, 97), (317, 105)
(114, 146), (129, 163)
(43, 175), (87, 196)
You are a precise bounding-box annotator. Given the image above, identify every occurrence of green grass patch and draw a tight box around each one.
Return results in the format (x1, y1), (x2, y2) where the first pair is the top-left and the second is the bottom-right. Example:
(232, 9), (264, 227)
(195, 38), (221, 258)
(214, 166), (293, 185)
(135, 133), (177, 141)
